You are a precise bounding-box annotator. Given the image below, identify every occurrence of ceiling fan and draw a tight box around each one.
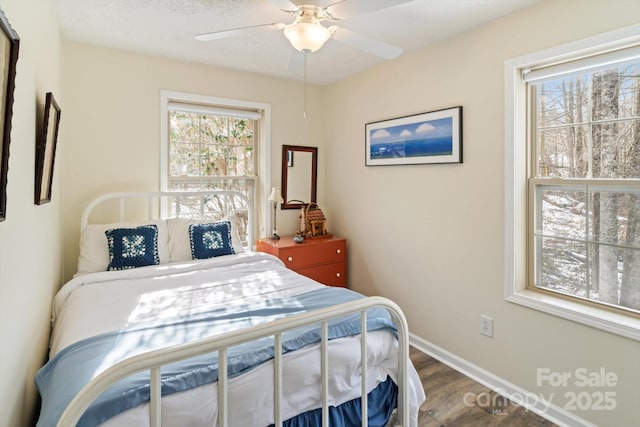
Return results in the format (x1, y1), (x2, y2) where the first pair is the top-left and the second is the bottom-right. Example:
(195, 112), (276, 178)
(195, 0), (412, 60)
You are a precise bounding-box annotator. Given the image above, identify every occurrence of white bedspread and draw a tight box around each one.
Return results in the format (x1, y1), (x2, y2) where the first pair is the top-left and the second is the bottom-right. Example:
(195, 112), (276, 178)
(47, 252), (425, 426)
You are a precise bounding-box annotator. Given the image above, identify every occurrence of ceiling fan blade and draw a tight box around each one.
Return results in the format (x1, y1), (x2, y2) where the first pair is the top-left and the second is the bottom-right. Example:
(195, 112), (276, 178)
(268, 0), (297, 11)
(326, 0), (413, 20)
(331, 27), (402, 60)
(195, 23), (279, 41)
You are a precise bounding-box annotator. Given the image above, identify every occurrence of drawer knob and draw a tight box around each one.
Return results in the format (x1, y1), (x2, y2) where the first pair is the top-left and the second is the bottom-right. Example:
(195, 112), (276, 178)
(287, 256), (293, 262)
(336, 249), (341, 254)
(336, 273), (341, 278)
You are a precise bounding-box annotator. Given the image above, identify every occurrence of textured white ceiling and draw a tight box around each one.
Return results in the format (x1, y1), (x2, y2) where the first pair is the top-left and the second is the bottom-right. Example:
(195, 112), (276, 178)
(53, 0), (540, 85)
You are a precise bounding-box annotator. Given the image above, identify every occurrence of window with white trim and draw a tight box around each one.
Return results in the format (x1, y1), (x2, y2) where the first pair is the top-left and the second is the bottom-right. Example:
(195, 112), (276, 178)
(527, 48), (640, 313)
(166, 102), (259, 193)
(505, 25), (640, 340)
(160, 91), (271, 246)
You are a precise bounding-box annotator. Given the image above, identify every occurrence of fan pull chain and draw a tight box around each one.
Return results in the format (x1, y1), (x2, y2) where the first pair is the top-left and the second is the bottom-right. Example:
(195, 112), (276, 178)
(303, 49), (308, 120)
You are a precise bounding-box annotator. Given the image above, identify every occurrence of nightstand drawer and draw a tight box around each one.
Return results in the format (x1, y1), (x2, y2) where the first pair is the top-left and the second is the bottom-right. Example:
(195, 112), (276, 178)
(297, 262), (346, 287)
(256, 236), (347, 288)
(280, 239), (345, 269)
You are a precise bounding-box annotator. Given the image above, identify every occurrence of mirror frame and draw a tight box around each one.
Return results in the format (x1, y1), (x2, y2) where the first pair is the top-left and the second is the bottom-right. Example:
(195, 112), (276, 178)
(281, 145), (317, 210)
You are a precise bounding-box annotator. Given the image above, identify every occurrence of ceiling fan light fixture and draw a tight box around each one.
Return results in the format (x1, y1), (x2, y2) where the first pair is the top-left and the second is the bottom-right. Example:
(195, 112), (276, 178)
(284, 22), (331, 52)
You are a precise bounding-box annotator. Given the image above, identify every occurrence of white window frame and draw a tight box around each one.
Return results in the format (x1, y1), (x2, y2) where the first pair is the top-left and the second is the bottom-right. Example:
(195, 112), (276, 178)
(160, 90), (272, 245)
(504, 24), (640, 341)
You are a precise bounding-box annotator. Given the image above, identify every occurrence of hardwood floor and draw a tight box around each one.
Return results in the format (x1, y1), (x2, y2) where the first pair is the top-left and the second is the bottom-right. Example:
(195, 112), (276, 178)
(409, 347), (557, 427)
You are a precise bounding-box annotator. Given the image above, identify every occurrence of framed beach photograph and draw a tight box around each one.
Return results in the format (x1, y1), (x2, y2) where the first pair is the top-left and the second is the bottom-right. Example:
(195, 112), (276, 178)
(0, 9), (19, 221)
(365, 106), (462, 166)
(35, 92), (61, 205)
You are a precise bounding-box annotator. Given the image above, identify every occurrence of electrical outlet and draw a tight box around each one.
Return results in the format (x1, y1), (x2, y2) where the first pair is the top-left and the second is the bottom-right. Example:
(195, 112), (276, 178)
(480, 315), (493, 338)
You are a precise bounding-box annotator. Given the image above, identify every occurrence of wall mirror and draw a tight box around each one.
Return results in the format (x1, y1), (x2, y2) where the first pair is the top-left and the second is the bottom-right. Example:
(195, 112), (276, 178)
(281, 145), (317, 209)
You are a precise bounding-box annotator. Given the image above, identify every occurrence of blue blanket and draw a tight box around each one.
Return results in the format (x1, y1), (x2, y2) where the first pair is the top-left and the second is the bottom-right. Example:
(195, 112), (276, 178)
(36, 287), (396, 427)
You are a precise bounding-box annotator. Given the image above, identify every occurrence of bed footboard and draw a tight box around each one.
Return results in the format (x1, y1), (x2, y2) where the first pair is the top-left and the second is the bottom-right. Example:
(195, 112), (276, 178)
(56, 296), (411, 427)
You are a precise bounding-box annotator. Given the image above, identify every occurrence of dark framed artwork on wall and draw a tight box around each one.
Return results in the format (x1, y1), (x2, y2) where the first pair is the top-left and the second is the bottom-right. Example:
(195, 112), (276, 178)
(35, 92), (61, 205)
(365, 106), (463, 166)
(0, 9), (20, 221)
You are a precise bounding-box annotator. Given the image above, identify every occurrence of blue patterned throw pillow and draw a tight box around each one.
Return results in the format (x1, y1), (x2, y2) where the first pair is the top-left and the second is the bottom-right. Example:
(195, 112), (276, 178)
(105, 225), (160, 271)
(189, 221), (236, 260)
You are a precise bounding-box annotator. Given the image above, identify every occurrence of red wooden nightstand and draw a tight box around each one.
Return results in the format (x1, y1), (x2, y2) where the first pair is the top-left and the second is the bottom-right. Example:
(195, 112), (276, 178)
(257, 235), (347, 288)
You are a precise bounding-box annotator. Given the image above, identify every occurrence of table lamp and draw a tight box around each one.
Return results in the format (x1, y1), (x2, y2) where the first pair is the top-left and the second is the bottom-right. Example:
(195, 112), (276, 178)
(268, 187), (284, 240)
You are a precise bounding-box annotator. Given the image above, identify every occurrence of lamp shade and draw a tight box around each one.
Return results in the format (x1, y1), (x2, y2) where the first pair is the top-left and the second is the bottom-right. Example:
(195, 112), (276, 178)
(268, 187), (284, 203)
(283, 22), (331, 52)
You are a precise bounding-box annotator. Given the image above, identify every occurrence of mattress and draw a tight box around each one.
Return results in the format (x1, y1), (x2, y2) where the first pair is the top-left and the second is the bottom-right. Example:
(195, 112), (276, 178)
(37, 252), (425, 426)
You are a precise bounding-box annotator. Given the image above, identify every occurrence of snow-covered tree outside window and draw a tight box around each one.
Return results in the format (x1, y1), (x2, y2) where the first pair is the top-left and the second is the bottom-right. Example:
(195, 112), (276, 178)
(527, 53), (640, 313)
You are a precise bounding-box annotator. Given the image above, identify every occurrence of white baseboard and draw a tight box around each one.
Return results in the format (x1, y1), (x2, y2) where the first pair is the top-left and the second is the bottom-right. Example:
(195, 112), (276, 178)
(409, 333), (596, 427)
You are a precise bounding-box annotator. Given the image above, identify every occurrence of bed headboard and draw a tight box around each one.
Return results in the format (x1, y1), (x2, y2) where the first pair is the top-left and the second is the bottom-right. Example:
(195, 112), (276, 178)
(80, 191), (254, 249)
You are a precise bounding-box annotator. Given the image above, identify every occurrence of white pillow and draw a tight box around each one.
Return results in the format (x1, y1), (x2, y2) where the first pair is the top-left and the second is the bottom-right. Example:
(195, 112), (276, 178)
(167, 215), (245, 262)
(75, 220), (170, 277)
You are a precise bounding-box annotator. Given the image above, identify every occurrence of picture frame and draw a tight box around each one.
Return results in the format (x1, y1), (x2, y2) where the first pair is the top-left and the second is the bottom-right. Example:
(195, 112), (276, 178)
(0, 9), (19, 221)
(365, 106), (462, 166)
(34, 92), (61, 205)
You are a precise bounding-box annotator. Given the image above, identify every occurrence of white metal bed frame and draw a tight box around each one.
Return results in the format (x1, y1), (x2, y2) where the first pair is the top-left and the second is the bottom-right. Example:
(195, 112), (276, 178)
(59, 191), (410, 427)
(80, 190), (255, 248)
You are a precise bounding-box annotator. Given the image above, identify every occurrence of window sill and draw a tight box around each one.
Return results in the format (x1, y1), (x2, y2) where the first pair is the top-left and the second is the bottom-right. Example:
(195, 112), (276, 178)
(506, 289), (640, 341)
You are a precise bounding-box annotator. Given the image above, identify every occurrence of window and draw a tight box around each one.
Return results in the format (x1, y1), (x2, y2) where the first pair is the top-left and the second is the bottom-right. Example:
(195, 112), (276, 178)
(160, 91), (272, 246)
(505, 25), (640, 340)
(166, 102), (259, 193)
(528, 51), (640, 313)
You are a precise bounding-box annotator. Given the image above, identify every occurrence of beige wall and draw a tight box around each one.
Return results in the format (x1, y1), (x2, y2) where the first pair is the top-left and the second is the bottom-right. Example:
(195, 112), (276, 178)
(4, 0), (640, 426)
(60, 43), (325, 281)
(0, 0), (63, 426)
(323, 1), (640, 425)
